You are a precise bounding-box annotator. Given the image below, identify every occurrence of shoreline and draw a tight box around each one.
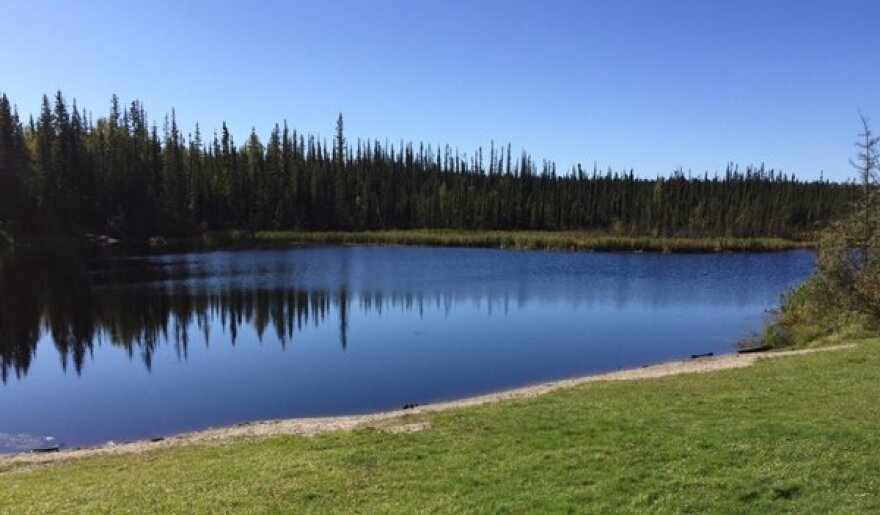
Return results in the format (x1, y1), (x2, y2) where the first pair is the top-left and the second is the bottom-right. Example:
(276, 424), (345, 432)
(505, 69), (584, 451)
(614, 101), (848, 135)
(172, 230), (814, 254)
(5, 230), (813, 254)
(0, 344), (854, 467)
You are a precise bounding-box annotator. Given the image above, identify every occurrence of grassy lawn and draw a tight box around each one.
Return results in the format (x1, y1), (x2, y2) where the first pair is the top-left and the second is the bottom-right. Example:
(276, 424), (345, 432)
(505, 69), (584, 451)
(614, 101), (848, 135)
(177, 229), (810, 253)
(2, 340), (878, 513)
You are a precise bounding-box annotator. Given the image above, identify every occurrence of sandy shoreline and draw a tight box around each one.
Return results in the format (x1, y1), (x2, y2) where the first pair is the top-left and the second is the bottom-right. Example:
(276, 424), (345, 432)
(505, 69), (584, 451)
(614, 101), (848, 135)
(0, 344), (854, 467)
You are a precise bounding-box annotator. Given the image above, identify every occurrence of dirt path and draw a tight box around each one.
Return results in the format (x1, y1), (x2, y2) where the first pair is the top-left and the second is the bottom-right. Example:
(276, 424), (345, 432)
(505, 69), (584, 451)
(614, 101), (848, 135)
(0, 344), (855, 467)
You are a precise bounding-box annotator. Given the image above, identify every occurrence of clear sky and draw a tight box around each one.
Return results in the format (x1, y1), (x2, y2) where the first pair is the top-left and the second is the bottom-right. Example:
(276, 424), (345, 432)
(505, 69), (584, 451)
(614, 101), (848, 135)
(1, 0), (878, 181)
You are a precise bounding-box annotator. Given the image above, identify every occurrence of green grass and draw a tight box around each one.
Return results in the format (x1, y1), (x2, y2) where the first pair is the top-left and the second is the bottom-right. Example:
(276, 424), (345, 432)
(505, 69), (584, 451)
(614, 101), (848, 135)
(2, 339), (879, 513)
(169, 229), (810, 253)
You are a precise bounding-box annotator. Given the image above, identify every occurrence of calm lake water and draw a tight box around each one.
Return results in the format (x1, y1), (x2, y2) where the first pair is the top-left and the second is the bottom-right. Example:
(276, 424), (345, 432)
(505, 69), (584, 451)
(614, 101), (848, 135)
(0, 246), (813, 452)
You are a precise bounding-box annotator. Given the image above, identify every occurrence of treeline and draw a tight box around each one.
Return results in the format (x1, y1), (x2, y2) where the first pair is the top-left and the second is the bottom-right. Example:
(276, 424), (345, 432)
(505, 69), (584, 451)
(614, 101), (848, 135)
(0, 92), (861, 240)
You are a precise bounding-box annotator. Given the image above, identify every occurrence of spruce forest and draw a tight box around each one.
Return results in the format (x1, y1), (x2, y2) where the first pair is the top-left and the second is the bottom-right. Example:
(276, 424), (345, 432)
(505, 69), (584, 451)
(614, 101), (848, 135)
(0, 92), (860, 240)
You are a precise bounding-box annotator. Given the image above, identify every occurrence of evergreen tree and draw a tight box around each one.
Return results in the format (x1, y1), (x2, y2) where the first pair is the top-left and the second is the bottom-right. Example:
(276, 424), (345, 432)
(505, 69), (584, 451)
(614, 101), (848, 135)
(0, 91), (863, 241)
(0, 95), (28, 225)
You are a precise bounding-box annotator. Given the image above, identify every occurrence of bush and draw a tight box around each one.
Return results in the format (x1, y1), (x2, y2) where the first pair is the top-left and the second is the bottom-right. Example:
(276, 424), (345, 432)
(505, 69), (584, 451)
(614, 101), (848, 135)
(774, 117), (880, 345)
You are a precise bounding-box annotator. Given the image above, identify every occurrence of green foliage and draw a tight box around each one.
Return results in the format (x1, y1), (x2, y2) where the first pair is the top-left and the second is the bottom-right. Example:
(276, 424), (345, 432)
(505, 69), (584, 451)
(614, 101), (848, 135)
(0, 91), (860, 240)
(2, 340), (879, 512)
(778, 117), (880, 344)
(761, 321), (792, 348)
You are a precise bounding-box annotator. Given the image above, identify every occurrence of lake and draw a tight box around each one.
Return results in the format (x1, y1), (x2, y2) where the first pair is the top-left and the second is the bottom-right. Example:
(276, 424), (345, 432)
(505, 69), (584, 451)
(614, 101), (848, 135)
(0, 246), (813, 452)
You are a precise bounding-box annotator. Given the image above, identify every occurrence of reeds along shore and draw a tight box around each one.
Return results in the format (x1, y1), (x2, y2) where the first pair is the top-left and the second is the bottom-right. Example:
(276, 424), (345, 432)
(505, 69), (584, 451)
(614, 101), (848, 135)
(182, 230), (811, 253)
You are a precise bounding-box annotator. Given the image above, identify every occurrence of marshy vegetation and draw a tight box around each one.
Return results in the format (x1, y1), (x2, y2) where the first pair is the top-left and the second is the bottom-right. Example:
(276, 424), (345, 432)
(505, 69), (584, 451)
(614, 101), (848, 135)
(191, 229), (809, 253)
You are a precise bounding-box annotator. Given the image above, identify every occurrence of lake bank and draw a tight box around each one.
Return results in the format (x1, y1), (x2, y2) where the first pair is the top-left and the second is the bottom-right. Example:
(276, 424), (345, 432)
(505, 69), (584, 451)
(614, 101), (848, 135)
(156, 229), (812, 254)
(0, 343), (855, 465)
(2, 229), (813, 254)
(1, 337), (876, 512)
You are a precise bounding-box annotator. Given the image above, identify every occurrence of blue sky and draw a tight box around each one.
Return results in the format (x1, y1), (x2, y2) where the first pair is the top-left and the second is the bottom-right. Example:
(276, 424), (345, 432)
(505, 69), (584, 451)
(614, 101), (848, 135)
(1, 0), (878, 181)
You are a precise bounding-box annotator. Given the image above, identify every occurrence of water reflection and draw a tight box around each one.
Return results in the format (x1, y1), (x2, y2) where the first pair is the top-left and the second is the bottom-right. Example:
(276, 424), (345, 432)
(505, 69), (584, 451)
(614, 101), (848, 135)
(0, 247), (813, 383)
(1, 253), (340, 380)
(0, 246), (815, 450)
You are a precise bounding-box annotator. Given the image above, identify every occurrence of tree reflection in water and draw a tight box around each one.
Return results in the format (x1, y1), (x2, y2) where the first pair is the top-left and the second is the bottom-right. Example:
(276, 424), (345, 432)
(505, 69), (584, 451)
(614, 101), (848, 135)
(1, 252), (357, 381)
